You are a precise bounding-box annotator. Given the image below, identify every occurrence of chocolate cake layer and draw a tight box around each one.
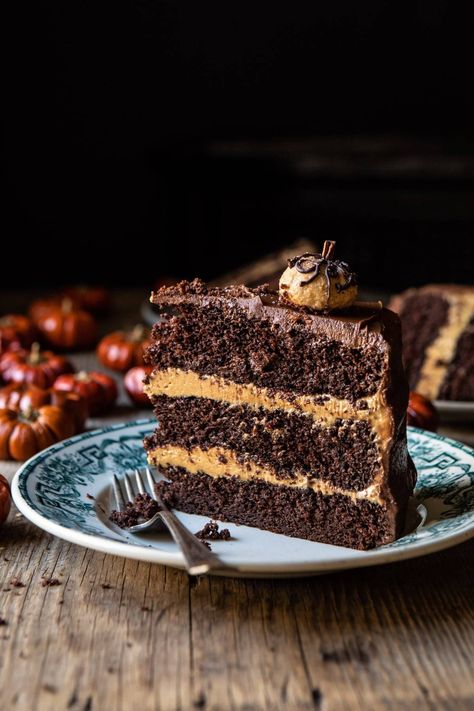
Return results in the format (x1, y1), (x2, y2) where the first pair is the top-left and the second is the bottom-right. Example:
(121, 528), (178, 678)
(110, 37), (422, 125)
(394, 292), (449, 390)
(146, 282), (404, 404)
(439, 317), (474, 400)
(391, 284), (474, 400)
(146, 396), (379, 490)
(155, 468), (402, 550)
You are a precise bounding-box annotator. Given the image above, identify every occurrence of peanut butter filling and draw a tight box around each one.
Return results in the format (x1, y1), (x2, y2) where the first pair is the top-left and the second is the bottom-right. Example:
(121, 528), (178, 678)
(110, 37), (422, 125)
(144, 367), (392, 442)
(416, 293), (474, 400)
(145, 368), (394, 503)
(147, 444), (385, 504)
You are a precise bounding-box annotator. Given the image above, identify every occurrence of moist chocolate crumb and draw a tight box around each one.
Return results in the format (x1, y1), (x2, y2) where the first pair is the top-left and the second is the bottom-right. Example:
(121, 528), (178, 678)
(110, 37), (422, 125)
(156, 468), (409, 550)
(147, 396), (381, 491)
(0, 618), (7, 626)
(195, 521), (231, 541)
(200, 540), (212, 550)
(110, 492), (160, 528)
(10, 577), (25, 588)
(41, 577), (62, 587)
(146, 296), (387, 401)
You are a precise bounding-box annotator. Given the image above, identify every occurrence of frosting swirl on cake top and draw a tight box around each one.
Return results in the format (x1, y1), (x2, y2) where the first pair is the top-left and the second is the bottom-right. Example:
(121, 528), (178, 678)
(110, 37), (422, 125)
(279, 240), (358, 311)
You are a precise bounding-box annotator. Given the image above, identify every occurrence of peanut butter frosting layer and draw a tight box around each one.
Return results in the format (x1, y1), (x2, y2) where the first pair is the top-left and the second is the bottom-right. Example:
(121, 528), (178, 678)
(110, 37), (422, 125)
(144, 367), (394, 447)
(147, 444), (385, 505)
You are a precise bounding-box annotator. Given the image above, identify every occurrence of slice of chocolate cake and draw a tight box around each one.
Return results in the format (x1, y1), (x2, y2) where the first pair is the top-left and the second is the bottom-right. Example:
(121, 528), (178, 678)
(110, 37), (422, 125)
(390, 284), (474, 401)
(144, 242), (416, 550)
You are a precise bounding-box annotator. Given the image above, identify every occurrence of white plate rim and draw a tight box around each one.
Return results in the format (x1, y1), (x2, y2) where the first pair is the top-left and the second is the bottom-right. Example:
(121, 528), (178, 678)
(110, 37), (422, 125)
(11, 420), (474, 577)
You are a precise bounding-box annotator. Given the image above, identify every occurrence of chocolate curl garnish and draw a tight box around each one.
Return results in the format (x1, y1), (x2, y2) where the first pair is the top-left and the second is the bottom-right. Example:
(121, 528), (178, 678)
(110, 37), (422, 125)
(321, 240), (336, 260)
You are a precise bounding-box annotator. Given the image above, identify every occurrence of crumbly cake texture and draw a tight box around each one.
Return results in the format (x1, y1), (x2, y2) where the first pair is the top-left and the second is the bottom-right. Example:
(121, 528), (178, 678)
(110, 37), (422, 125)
(144, 279), (416, 550)
(390, 284), (474, 401)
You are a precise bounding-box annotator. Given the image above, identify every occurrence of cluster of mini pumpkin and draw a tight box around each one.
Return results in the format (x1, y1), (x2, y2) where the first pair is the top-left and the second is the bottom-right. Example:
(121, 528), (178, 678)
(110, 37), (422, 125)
(0, 343), (120, 461)
(0, 290), (153, 461)
(0, 287), (110, 354)
(96, 324), (153, 405)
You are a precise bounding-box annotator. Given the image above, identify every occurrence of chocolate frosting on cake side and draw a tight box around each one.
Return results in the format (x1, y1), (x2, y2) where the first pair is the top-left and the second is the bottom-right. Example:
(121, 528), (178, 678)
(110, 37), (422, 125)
(151, 279), (387, 345)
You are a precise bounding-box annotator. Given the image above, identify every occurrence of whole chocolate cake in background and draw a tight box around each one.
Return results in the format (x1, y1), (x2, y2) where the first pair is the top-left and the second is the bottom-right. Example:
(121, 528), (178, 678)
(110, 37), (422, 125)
(390, 285), (474, 401)
(144, 242), (417, 550)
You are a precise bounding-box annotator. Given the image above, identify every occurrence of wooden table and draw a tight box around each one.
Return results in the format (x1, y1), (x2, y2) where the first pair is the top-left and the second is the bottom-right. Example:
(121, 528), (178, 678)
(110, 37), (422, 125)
(1, 290), (473, 710)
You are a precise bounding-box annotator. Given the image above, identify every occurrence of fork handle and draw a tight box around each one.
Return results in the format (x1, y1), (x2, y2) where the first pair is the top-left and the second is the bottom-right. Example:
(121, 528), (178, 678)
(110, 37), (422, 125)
(158, 509), (228, 575)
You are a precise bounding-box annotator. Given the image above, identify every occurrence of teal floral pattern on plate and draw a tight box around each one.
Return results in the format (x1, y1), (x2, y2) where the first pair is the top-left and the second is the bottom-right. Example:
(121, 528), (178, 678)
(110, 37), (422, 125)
(383, 428), (474, 548)
(18, 420), (152, 539)
(12, 421), (474, 576)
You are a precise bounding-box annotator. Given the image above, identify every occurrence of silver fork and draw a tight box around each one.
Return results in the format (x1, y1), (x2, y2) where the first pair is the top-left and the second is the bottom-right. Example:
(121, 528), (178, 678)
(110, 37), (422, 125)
(112, 467), (230, 576)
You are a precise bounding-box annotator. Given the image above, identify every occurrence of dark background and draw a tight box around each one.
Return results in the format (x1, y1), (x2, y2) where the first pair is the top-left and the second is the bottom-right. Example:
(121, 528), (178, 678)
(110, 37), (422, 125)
(3, 1), (474, 291)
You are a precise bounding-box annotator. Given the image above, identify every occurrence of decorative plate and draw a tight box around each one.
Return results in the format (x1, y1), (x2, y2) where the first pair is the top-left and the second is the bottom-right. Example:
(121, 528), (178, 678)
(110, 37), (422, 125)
(12, 421), (474, 578)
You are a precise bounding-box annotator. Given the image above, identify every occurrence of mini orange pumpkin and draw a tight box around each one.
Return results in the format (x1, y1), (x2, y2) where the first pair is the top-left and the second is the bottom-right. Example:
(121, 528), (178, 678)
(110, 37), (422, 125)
(0, 382), (51, 410)
(0, 382), (87, 433)
(0, 343), (74, 388)
(124, 365), (153, 406)
(0, 405), (75, 461)
(0, 314), (37, 353)
(53, 371), (118, 415)
(62, 286), (111, 315)
(407, 392), (439, 432)
(30, 298), (97, 350)
(97, 325), (151, 372)
(0, 474), (11, 528)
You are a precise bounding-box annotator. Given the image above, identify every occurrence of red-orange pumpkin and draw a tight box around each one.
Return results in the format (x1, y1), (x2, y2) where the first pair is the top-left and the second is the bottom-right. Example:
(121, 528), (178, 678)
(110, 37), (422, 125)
(97, 325), (151, 372)
(407, 392), (439, 432)
(0, 405), (75, 461)
(0, 382), (87, 433)
(62, 286), (111, 315)
(53, 371), (118, 416)
(31, 298), (97, 350)
(0, 343), (74, 388)
(0, 474), (11, 528)
(0, 314), (37, 353)
(124, 365), (153, 406)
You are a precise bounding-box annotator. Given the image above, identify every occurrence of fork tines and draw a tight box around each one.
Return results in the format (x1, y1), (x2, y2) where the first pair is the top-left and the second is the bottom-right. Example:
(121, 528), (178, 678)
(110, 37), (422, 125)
(113, 467), (158, 511)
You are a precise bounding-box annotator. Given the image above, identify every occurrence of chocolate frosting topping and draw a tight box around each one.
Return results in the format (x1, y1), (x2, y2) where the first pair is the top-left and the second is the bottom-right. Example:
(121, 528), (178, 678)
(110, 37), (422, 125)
(151, 279), (387, 348)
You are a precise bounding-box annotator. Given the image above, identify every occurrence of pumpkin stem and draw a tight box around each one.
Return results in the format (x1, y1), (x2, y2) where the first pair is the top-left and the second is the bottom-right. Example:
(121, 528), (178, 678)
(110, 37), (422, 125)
(62, 297), (74, 314)
(321, 240), (336, 260)
(29, 342), (42, 365)
(130, 324), (145, 342)
(20, 405), (37, 422)
(76, 371), (91, 382)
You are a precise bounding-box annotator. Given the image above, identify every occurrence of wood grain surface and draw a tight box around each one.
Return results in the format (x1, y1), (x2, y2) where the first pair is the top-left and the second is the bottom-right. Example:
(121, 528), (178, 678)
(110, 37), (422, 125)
(0, 290), (473, 711)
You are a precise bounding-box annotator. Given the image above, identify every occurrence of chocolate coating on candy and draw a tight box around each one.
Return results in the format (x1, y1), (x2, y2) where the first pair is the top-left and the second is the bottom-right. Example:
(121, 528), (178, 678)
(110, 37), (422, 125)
(280, 241), (358, 311)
